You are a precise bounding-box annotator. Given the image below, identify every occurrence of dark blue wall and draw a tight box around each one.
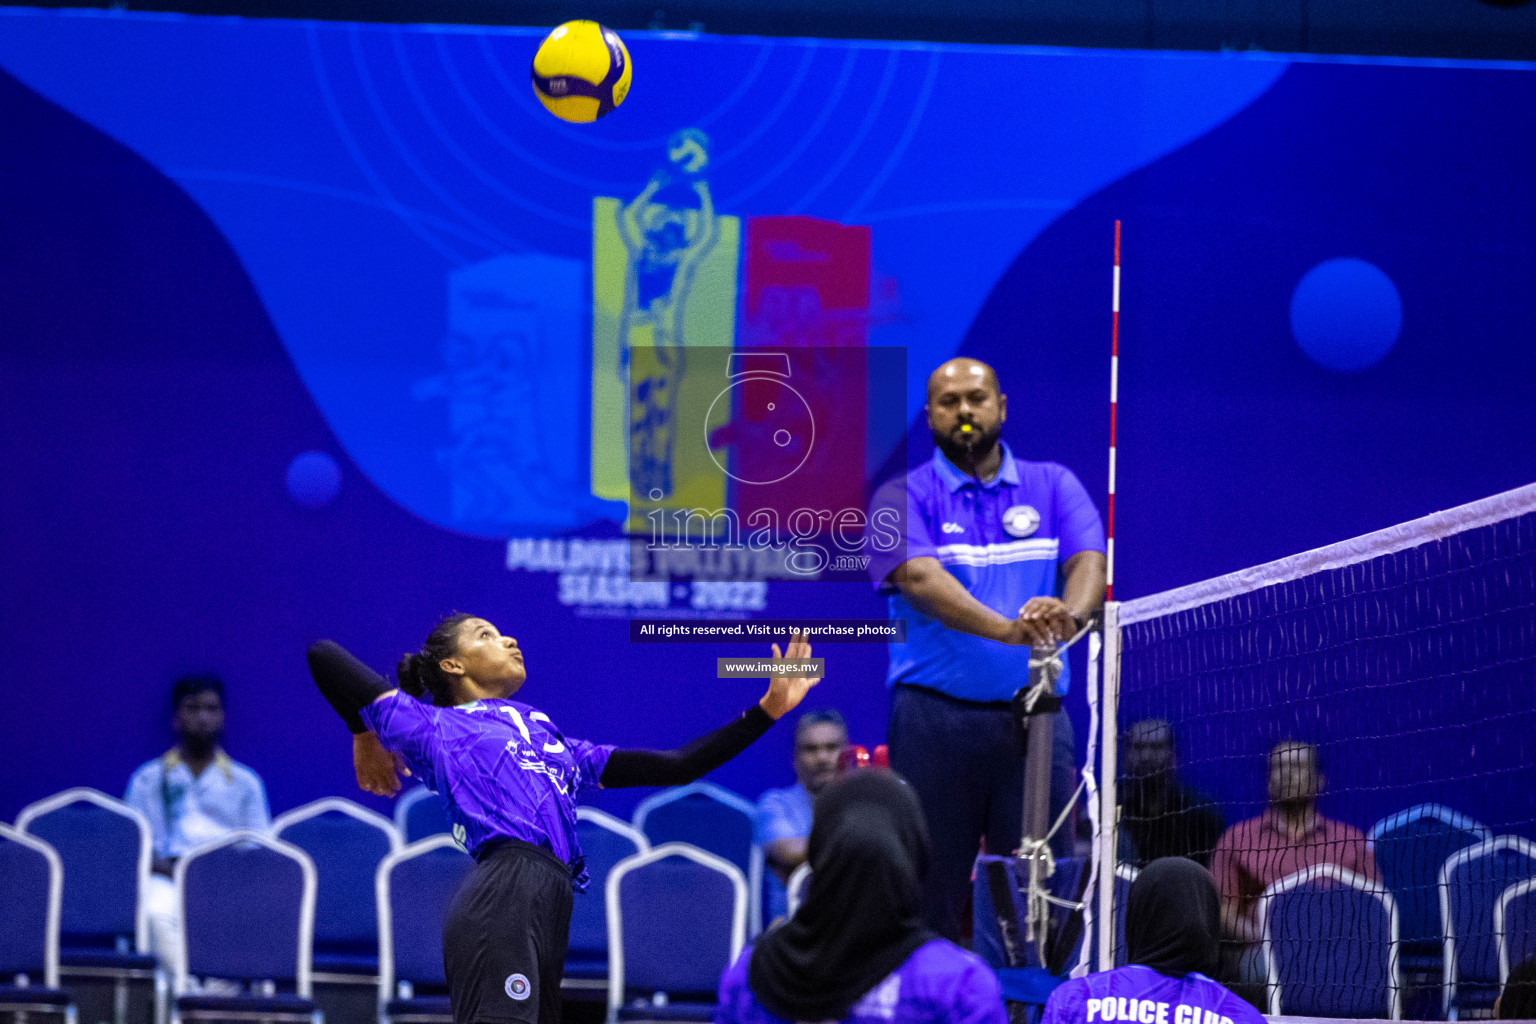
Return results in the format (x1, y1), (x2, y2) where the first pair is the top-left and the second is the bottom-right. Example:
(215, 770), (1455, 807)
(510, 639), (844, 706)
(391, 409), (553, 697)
(3, 0), (1532, 62)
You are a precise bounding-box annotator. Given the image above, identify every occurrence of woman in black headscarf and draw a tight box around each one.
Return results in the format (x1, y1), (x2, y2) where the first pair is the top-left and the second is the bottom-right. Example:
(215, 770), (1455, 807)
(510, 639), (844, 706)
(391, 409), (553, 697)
(1042, 858), (1264, 1024)
(716, 770), (1007, 1024)
(1125, 857), (1223, 977)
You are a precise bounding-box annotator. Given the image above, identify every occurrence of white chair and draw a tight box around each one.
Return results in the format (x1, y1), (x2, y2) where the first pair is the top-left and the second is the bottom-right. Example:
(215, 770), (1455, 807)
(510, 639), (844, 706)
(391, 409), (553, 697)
(273, 797), (400, 850)
(1368, 803), (1490, 974)
(605, 842), (748, 1022)
(171, 831), (319, 1024)
(785, 862), (811, 918)
(1259, 863), (1401, 1019)
(394, 787), (451, 845)
(1442, 836), (1536, 1018)
(1369, 804), (1490, 845)
(566, 809), (650, 992)
(273, 798), (400, 985)
(376, 835), (474, 1024)
(16, 788), (153, 953)
(632, 782), (763, 935)
(579, 808), (649, 850)
(17, 788), (158, 1024)
(0, 821), (76, 1024)
(1496, 877), (1536, 986)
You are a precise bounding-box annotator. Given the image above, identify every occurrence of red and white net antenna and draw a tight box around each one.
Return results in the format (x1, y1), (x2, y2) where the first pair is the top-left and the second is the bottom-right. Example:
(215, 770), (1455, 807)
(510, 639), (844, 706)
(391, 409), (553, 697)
(1108, 221), (1121, 601)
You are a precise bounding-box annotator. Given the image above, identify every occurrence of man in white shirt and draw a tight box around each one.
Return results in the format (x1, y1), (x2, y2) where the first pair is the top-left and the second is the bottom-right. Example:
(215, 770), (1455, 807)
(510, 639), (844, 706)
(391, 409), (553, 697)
(125, 675), (270, 983)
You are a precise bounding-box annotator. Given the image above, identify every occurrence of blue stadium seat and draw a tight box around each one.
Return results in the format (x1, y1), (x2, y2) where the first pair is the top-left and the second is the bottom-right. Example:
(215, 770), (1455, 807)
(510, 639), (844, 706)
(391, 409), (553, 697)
(1368, 804), (1490, 973)
(606, 842), (746, 1022)
(17, 788), (159, 1024)
(1260, 864), (1401, 1019)
(376, 835), (473, 1024)
(394, 787), (452, 846)
(173, 831), (320, 1024)
(632, 783), (762, 936)
(0, 823), (77, 1024)
(1496, 878), (1536, 989)
(273, 798), (400, 982)
(565, 809), (648, 992)
(1442, 836), (1536, 1019)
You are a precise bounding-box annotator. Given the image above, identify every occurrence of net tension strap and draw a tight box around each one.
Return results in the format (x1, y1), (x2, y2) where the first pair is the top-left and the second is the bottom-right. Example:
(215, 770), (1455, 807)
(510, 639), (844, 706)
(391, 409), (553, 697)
(1012, 616), (1096, 962)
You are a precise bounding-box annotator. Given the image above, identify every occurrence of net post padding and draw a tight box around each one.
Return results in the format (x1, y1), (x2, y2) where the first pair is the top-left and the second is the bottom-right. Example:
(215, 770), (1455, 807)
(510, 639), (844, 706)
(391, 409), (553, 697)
(1117, 483), (1536, 627)
(1095, 602), (1121, 974)
(1074, 628), (1102, 979)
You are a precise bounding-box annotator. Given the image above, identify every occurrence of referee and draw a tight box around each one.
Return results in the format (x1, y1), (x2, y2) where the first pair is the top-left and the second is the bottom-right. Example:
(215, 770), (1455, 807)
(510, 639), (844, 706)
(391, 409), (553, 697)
(868, 356), (1106, 942)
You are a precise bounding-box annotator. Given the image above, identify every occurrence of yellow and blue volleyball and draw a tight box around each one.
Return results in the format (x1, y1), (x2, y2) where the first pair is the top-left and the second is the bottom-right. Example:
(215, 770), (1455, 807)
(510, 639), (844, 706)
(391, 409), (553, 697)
(530, 21), (632, 124)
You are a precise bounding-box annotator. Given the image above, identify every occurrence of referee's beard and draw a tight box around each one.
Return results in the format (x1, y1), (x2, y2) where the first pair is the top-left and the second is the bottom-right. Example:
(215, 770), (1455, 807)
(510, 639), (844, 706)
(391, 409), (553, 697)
(933, 422), (1001, 472)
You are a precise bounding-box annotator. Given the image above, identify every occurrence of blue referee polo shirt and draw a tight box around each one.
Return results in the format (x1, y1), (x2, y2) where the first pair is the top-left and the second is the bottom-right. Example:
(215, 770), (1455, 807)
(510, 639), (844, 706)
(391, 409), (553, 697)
(867, 443), (1105, 703)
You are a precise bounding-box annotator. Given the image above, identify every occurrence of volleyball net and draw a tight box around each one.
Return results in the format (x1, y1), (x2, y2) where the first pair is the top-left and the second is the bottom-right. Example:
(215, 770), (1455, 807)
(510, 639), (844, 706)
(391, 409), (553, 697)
(1094, 484), (1536, 1018)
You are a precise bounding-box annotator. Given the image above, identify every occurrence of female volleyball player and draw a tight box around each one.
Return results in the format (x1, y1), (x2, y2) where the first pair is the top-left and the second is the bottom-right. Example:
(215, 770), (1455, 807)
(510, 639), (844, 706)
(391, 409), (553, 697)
(306, 614), (820, 1024)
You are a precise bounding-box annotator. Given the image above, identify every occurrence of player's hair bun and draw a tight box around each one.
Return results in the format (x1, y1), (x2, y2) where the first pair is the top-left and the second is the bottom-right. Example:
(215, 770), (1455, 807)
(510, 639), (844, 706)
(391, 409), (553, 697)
(397, 612), (475, 707)
(396, 653), (431, 701)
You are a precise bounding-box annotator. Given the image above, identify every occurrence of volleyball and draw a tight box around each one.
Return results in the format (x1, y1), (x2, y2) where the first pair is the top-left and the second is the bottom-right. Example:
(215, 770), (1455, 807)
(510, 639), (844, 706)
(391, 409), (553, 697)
(530, 21), (632, 124)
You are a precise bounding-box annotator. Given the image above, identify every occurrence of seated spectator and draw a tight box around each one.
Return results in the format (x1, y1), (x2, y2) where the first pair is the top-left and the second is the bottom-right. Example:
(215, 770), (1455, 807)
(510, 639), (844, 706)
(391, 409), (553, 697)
(1120, 720), (1224, 869)
(1210, 741), (1376, 1006)
(124, 674), (270, 983)
(718, 770), (1006, 1024)
(1498, 956), (1536, 1019)
(1042, 858), (1264, 1024)
(756, 709), (847, 921)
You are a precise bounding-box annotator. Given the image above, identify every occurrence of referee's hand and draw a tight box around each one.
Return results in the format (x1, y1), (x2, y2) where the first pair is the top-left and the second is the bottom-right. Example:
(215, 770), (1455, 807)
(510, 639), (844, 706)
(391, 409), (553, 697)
(759, 631), (822, 719)
(1016, 596), (1077, 646)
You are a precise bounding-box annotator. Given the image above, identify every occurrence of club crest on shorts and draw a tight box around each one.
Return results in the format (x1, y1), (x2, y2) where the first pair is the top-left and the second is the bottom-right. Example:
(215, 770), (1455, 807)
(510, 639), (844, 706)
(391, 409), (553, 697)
(504, 973), (531, 1001)
(1002, 505), (1040, 538)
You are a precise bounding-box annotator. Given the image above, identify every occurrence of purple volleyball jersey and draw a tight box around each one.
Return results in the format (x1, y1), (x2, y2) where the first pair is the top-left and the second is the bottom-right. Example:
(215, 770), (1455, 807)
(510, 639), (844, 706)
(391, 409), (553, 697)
(1042, 966), (1266, 1024)
(362, 691), (613, 888)
(715, 938), (1007, 1024)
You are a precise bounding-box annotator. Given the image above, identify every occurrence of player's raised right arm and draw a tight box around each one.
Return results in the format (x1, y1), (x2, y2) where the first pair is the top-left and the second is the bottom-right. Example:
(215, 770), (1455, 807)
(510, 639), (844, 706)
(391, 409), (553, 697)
(599, 635), (817, 789)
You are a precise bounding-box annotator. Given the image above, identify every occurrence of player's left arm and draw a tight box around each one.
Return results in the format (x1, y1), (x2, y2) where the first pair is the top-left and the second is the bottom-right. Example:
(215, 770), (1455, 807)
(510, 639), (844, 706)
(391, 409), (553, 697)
(352, 732), (412, 798)
(307, 640), (415, 797)
(600, 633), (820, 788)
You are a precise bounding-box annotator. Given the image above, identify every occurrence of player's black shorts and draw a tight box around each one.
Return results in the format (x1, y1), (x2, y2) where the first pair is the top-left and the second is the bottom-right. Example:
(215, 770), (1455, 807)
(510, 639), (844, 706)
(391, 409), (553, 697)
(443, 838), (574, 1024)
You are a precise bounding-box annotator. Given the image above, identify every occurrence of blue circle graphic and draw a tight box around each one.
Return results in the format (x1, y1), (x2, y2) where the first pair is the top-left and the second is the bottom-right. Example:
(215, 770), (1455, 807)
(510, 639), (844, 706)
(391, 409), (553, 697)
(286, 451), (341, 508)
(1289, 258), (1403, 373)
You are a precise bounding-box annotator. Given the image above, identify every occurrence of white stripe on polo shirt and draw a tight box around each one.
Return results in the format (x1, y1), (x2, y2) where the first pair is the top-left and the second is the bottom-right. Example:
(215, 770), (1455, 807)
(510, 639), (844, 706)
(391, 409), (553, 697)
(934, 537), (1060, 567)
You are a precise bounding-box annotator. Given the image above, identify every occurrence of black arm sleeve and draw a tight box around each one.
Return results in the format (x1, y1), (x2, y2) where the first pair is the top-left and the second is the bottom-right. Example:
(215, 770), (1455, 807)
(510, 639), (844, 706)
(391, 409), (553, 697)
(600, 704), (775, 788)
(306, 640), (392, 735)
